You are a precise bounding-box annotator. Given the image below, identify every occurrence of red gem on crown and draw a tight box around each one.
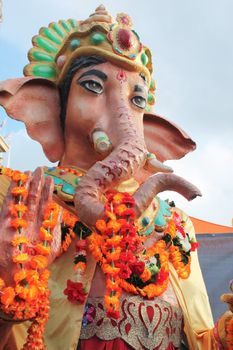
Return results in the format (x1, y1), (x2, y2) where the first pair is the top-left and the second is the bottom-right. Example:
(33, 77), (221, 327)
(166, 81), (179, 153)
(118, 29), (133, 50)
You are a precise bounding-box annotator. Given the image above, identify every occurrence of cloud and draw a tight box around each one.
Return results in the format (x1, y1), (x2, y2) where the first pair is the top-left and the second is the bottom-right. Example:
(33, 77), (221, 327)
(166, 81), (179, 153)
(160, 135), (233, 226)
(2, 129), (55, 171)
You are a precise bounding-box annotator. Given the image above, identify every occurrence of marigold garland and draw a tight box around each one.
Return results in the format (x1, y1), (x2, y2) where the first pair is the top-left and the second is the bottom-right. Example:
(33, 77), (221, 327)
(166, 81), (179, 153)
(0, 166), (60, 349)
(87, 190), (199, 319)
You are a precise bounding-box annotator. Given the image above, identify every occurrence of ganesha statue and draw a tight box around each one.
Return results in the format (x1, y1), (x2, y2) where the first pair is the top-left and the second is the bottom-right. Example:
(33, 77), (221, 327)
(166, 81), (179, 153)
(0, 5), (232, 350)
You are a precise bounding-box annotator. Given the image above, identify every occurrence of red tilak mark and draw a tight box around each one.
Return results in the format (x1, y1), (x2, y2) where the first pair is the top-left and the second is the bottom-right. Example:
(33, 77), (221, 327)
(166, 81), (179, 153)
(116, 70), (127, 83)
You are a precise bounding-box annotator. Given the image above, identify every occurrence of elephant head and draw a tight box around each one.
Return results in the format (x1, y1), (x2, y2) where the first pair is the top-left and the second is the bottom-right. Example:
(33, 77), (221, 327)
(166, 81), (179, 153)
(0, 6), (201, 227)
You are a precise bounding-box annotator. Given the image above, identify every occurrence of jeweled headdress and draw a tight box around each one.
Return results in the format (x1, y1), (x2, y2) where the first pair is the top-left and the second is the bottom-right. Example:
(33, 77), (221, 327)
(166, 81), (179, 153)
(24, 5), (156, 110)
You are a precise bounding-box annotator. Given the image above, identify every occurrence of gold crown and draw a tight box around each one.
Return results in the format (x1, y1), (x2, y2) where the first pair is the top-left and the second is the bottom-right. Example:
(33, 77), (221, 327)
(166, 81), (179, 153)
(24, 5), (156, 109)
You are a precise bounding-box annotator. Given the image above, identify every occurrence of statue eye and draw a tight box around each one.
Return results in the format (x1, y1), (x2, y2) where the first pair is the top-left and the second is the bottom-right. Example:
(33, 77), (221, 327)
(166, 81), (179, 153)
(79, 80), (103, 94)
(131, 96), (146, 109)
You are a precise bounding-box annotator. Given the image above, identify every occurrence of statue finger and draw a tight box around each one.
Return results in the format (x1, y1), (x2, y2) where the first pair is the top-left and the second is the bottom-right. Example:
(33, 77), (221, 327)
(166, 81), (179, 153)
(26, 167), (44, 222)
(220, 293), (233, 313)
(49, 213), (62, 263)
(38, 175), (54, 222)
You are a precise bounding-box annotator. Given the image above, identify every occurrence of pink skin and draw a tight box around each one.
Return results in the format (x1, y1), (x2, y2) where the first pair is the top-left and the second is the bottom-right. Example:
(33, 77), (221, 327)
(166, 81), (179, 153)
(61, 63), (147, 169)
(60, 62), (200, 226)
(0, 168), (61, 286)
(0, 169), (61, 335)
(61, 63), (148, 225)
(134, 173), (201, 217)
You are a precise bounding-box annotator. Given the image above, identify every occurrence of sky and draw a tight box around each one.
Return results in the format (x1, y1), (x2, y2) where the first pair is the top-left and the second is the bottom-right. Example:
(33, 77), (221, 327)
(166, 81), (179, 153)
(0, 0), (233, 226)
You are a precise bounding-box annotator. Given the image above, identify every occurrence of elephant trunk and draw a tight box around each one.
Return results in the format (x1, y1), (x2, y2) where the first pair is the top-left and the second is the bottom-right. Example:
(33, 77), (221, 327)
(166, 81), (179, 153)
(133, 173), (202, 216)
(74, 108), (147, 226)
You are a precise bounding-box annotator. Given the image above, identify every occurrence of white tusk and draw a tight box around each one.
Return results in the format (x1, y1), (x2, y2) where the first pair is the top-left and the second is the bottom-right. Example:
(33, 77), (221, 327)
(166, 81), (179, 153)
(92, 130), (112, 155)
(144, 153), (173, 174)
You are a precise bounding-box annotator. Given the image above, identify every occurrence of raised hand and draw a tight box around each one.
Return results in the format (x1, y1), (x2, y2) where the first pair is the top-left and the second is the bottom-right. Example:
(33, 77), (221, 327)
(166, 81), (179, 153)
(0, 167), (61, 286)
(215, 283), (233, 349)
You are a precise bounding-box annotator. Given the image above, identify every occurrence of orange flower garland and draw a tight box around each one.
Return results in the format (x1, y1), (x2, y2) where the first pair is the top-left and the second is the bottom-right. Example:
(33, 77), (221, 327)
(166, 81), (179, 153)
(58, 209), (76, 255)
(88, 191), (199, 319)
(169, 246), (191, 279)
(0, 166), (60, 349)
(93, 192), (143, 318)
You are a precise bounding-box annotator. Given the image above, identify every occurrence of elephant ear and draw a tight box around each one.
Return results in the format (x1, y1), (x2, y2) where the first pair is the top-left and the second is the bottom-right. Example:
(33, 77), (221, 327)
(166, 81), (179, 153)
(0, 77), (64, 162)
(144, 112), (196, 162)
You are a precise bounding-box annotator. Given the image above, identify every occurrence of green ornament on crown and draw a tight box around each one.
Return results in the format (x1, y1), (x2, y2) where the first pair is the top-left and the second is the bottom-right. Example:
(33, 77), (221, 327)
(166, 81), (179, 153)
(24, 19), (78, 80)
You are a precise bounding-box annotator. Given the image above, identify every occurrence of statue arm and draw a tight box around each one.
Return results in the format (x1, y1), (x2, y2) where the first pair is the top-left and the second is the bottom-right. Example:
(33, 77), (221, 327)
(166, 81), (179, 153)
(171, 209), (233, 350)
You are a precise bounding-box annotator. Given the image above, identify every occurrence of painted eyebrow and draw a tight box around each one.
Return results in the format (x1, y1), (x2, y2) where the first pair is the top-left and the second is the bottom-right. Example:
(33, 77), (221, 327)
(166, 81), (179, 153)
(77, 69), (108, 82)
(134, 85), (146, 93)
(139, 72), (148, 84)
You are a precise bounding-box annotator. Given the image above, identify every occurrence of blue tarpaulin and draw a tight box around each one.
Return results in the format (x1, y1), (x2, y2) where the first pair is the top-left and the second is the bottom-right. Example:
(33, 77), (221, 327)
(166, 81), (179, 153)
(197, 233), (233, 321)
